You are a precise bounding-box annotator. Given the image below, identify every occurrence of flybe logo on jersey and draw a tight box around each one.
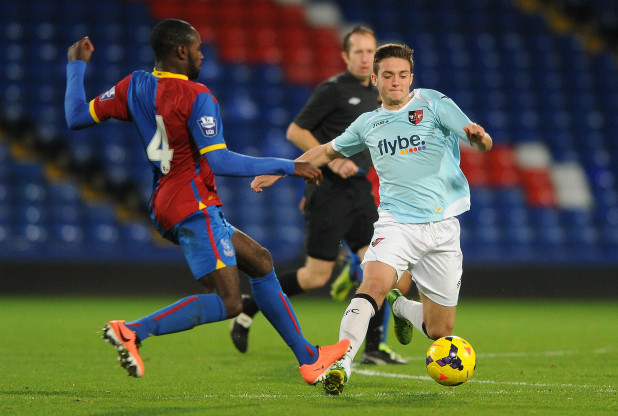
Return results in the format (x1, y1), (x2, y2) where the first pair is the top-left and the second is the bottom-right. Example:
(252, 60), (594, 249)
(99, 86), (115, 101)
(198, 116), (217, 137)
(378, 135), (426, 156)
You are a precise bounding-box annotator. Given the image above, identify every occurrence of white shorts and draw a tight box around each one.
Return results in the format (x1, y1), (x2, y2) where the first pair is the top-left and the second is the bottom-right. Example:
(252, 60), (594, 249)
(362, 212), (463, 307)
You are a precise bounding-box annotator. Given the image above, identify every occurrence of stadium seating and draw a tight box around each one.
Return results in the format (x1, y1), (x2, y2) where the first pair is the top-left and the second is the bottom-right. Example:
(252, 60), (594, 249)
(0, 0), (616, 265)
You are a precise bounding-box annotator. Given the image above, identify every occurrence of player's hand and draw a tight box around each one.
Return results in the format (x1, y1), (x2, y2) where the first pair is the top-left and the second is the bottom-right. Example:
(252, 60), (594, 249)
(292, 161), (323, 184)
(463, 122), (492, 152)
(68, 37), (94, 63)
(251, 175), (282, 193)
(327, 158), (359, 179)
(463, 122), (485, 144)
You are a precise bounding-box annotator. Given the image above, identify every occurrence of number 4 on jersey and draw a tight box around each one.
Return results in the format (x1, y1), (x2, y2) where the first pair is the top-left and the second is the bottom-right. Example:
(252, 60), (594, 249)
(147, 115), (174, 174)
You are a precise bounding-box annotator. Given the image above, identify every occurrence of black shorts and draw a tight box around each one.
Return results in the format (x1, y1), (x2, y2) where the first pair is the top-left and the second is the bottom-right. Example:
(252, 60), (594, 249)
(303, 175), (378, 261)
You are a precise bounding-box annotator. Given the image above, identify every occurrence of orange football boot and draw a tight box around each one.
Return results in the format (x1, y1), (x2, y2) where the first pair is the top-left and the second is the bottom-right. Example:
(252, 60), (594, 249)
(299, 339), (350, 385)
(102, 320), (144, 377)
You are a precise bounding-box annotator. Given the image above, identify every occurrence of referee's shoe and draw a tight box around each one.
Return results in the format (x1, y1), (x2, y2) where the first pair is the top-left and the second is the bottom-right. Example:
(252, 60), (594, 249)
(229, 295), (253, 353)
(361, 343), (408, 365)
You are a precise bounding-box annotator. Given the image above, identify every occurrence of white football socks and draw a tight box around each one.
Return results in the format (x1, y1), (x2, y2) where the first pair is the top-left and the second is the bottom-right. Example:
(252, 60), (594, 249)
(338, 296), (375, 379)
(393, 297), (428, 338)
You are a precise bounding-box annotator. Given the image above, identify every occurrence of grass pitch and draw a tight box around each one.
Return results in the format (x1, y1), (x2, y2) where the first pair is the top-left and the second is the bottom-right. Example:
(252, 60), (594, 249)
(0, 296), (615, 415)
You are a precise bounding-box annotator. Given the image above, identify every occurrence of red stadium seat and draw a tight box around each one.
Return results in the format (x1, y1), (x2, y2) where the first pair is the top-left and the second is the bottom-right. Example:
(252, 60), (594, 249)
(520, 169), (557, 207)
(279, 4), (306, 27)
(459, 146), (490, 186)
(245, 0), (278, 26)
(248, 44), (282, 65)
(486, 145), (521, 187)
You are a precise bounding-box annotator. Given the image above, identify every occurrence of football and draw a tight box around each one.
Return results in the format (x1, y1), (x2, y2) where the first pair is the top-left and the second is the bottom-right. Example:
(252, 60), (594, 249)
(426, 335), (476, 386)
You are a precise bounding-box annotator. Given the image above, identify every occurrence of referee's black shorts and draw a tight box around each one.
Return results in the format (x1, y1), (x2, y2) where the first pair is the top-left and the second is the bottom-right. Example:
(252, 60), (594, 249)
(303, 176), (378, 261)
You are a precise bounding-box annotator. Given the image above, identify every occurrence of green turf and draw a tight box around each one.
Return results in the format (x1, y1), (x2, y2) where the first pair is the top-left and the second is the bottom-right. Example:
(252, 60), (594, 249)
(0, 296), (616, 415)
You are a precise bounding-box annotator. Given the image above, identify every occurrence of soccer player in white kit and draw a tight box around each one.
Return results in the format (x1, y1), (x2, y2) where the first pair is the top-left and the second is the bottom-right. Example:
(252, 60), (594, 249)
(251, 43), (493, 395)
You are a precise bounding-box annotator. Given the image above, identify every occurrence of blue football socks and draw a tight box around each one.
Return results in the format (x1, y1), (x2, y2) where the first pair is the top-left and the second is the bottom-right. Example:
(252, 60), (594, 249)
(349, 253), (363, 283)
(342, 240), (363, 283)
(126, 294), (227, 342)
(249, 269), (318, 366)
(381, 301), (391, 344)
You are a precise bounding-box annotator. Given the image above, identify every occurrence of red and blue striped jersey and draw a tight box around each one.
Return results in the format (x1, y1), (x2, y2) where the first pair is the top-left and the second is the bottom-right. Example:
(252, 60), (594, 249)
(90, 70), (225, 233)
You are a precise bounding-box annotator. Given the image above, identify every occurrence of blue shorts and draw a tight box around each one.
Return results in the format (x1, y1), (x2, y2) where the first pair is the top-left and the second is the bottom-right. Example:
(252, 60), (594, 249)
(169, 206), (237, 279)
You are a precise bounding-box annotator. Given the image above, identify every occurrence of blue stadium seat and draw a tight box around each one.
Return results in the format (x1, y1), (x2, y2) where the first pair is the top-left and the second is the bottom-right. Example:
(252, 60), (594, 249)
(0, 202), (12, 225)
(14, 202), (48, 227)
(49, 203), (82, 226)
(16, 223), (49, 245)
(121, 222), (153, 246)
(50, 222), (85, 246)
(0, 222), (11, 244)
(528, 208), (566, 253)
(503, 223), (534, 246)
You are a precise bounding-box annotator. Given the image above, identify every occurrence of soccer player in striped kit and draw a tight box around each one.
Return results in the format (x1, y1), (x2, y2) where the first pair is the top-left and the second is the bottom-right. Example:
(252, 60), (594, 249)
(64, 18), (349, 384)
(251, 43), (493, 395)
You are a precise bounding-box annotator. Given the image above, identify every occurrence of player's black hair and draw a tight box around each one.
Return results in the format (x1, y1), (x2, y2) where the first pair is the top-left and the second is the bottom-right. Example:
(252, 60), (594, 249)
(150, 18), (196, 61)
(373, 43), (414, 75)
(342, 26), (376, 54)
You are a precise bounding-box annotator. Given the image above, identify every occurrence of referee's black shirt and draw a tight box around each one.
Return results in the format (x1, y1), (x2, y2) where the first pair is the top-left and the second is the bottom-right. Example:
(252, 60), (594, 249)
(293, 70), (378, 176)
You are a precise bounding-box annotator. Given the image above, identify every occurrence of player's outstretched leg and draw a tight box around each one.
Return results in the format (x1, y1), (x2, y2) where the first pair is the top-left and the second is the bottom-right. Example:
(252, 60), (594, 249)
(386, 289), (413, 345)
(230, 269), (307, 353)
(102, 294), (228, 377)
(323, 293), (377, 394)
(248, 268), (349, 384)
(102, 320), (144, 377)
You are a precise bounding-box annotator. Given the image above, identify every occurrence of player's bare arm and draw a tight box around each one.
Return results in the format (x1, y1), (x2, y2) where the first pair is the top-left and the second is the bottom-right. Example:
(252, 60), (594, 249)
(292, 161), (323, 183)
(463, 122), (493, 152)
(298, 141), (343, 167)
(67, 37), (94, 63)
(251, 160), (323, 193)
(251, 143), (340, 192)
(287, 122), (358, 178)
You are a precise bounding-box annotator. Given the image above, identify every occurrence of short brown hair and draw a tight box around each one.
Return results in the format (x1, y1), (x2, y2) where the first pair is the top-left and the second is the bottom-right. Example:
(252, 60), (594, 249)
(342, 26), (376, 54)
(373, 43), (414, 75)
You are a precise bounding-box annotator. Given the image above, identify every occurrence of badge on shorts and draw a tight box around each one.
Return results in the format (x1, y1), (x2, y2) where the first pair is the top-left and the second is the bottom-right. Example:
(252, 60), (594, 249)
(371, 237), (385, 247)
(220, 237), (234, 257)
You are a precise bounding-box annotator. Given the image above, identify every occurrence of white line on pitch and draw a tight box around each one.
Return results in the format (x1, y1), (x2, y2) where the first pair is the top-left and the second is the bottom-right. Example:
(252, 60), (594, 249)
(388, 348), (611, 361)
(353, 369), (615, 390)
(477, 348), (610, 358)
